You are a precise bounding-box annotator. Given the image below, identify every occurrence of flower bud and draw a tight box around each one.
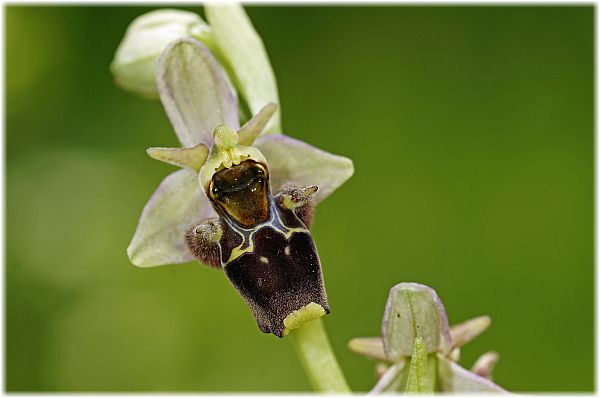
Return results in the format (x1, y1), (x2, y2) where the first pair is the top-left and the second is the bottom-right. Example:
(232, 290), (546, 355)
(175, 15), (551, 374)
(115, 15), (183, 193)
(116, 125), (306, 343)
(110, 9), (211, 98)
(381, 283), (452, 361)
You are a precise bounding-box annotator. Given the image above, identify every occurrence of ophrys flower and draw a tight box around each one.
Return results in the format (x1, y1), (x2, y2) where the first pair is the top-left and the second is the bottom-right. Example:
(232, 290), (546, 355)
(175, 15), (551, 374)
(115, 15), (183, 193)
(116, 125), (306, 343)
(121, 32), (353, 336)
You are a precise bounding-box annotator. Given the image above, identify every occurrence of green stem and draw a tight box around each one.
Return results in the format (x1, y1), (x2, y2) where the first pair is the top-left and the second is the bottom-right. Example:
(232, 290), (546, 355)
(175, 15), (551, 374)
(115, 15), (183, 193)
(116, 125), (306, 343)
(288, 318), (351, 393)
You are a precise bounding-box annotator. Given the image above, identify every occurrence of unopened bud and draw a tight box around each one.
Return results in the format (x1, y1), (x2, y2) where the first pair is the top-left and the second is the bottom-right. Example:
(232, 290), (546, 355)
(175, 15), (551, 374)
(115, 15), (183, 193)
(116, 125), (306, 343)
(110, 9), (211, 98)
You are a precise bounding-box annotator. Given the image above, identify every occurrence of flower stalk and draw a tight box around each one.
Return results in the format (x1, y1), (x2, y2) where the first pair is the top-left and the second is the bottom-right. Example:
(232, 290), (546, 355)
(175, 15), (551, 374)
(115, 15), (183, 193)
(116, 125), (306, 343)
(289, 318), (350, 393)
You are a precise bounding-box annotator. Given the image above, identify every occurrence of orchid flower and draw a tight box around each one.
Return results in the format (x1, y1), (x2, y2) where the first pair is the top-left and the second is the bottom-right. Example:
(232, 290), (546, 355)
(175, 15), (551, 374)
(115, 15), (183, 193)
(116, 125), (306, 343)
(348, 283), (507, 393)
(113, 5), (353, 338)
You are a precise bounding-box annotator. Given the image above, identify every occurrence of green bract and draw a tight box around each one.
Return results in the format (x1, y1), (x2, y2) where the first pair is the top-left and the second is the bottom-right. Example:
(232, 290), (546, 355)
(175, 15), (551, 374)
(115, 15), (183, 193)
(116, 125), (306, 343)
(349, 282), (507, 393)
(115, 7), (353, 268)
(405, 336), (433, 393)
(205, 5), (281, 134)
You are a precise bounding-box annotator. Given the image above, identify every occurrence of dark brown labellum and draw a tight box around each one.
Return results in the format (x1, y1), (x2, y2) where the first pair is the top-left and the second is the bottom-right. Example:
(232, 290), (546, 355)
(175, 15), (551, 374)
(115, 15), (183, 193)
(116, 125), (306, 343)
(190, 159), (329, 337)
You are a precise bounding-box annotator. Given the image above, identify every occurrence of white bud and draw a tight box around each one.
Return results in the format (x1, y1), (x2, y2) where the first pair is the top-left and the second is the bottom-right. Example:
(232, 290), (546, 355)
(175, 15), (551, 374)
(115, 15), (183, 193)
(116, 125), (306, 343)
(110, 9), (211, 98)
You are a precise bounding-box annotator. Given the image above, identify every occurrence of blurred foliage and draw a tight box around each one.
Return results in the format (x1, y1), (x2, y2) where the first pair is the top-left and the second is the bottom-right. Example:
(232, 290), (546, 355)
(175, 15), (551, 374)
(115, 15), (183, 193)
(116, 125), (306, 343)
(6, 5), (593, 392)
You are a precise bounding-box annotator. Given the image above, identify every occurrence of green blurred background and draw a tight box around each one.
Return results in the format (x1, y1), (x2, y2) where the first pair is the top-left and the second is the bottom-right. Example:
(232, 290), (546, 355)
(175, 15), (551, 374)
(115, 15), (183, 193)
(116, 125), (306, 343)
(6, 5), (593, 392)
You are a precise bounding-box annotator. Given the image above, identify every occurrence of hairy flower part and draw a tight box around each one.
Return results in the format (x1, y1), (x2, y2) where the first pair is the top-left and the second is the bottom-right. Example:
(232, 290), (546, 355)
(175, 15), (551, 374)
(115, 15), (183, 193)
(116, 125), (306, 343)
(348, 282), (507, 393)
(117, 9), (353, 336)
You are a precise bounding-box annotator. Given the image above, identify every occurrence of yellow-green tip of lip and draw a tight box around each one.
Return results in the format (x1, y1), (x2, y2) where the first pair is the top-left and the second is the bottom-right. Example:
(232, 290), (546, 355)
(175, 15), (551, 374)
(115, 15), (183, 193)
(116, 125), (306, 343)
(282, 302), (326, 336)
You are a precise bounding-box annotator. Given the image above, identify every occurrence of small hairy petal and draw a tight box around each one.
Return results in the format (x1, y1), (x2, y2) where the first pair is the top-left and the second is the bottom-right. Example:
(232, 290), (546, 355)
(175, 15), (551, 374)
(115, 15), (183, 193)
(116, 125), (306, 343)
(254, 134), (354, 204)
(156, 37), (238, 148)
(437, 354), (507, 393)
(381, 282), (452, 361)
(205, 4), (281, 134)
(128, 168), (217, 267)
